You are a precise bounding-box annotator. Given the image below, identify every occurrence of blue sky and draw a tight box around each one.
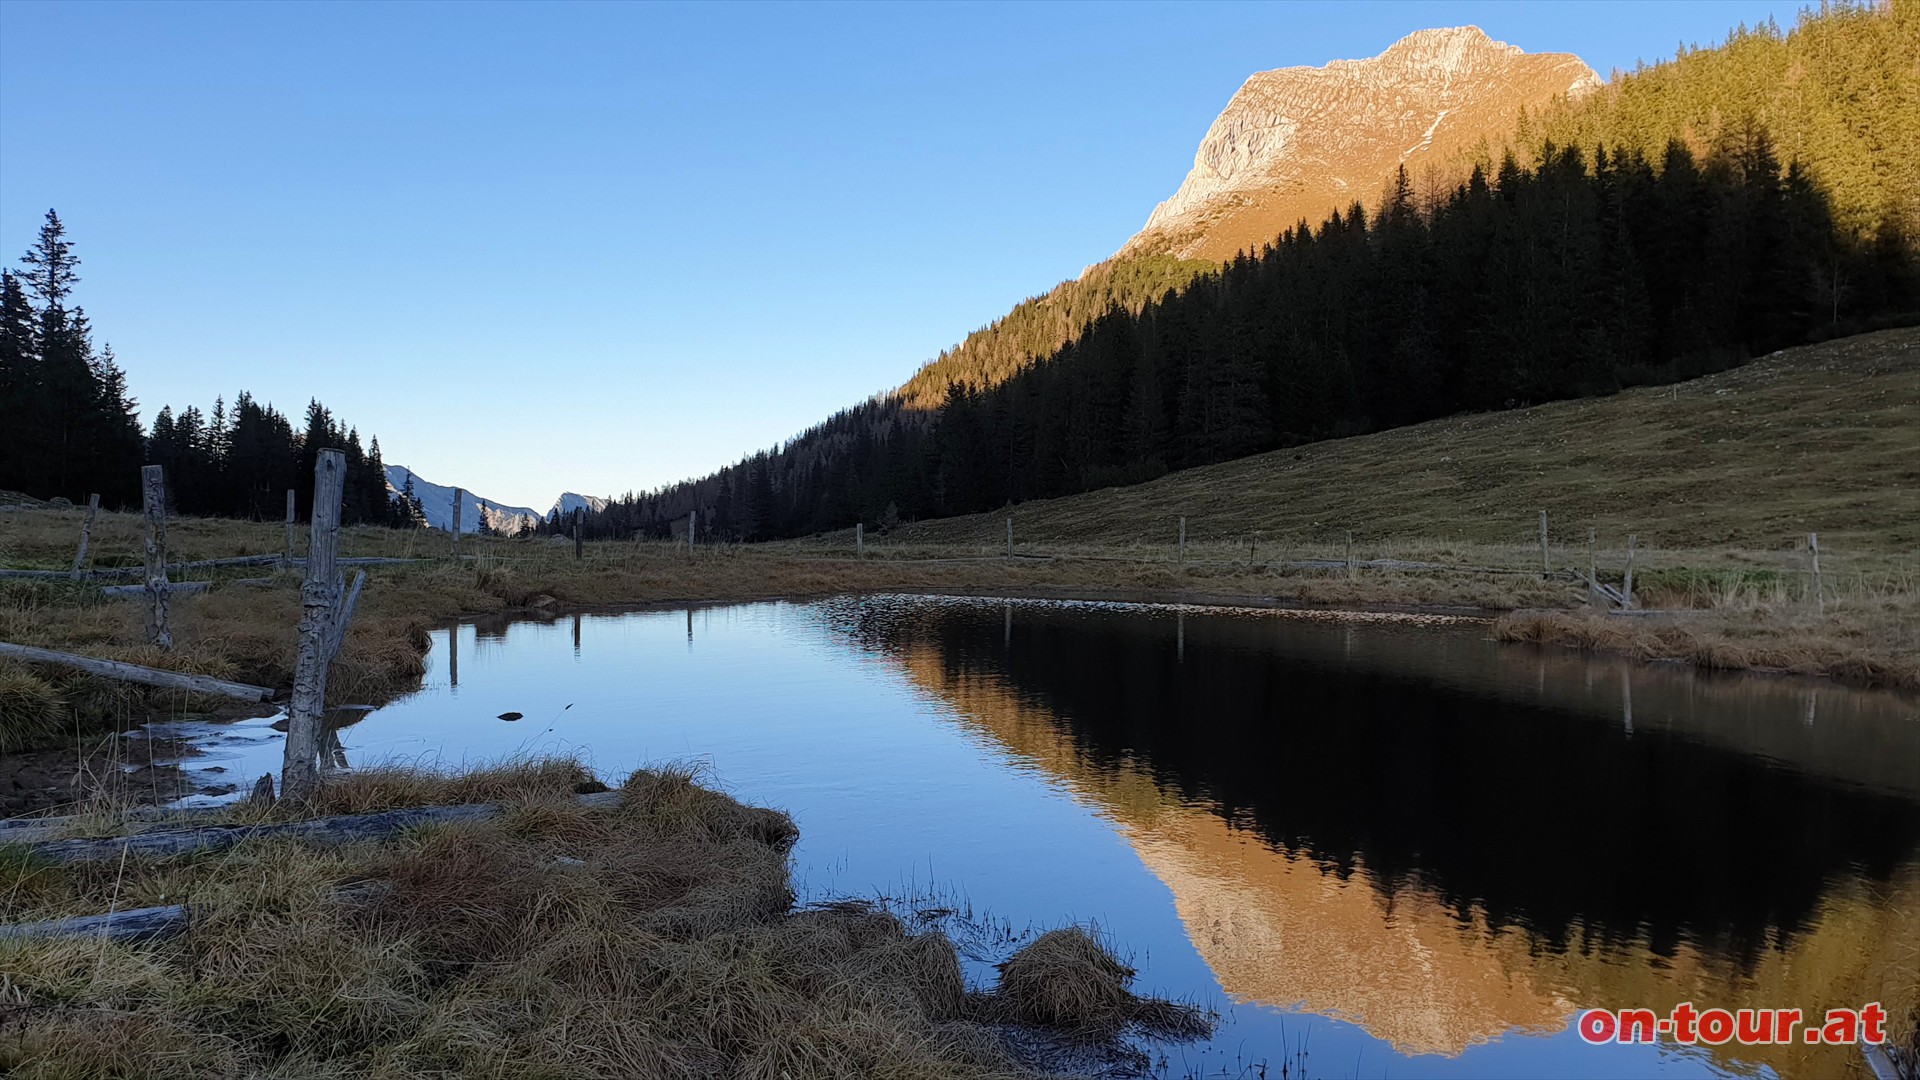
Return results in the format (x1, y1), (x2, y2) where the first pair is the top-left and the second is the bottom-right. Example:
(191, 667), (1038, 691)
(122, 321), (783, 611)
(0, 0), (1809, 509)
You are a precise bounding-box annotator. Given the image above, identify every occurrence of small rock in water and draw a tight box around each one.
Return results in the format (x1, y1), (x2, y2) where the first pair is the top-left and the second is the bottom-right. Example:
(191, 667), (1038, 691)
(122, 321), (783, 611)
(497, 712), (523, 722)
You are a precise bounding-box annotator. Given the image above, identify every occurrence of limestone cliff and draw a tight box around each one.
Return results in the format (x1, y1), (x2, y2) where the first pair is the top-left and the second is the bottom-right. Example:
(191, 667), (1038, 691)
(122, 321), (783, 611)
(1121, 27), (1598, 261)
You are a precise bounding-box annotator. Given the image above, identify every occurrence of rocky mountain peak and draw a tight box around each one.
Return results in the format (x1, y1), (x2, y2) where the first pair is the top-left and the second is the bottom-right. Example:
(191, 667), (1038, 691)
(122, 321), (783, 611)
(1121, 26), (1599, 262)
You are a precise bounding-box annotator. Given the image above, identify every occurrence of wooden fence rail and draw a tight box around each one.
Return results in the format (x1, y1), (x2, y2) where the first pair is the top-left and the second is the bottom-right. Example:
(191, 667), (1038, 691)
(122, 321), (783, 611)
(0, 641), (275, 701)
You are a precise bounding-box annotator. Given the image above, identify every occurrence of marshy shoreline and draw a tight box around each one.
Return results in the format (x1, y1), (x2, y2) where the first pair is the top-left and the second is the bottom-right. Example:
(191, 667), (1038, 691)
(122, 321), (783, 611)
(0, 759), (1213, 1079)
(2, 504), (1916, 814)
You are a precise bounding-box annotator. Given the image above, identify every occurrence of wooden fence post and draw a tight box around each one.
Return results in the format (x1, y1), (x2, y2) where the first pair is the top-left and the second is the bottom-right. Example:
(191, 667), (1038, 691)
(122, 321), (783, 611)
(1178, 517), (1186, 563)
(1006, 517), (1013, 558)
(574, 507), (583, 559)
(1345, 530), (1355, 581)
(69, 493), (99, 581)
(1809, 532), (1823, 614)
(688, 511), (697, 551)
(856, 522), (864, 556)
(141, 466), (172, 648)
(1539, 510), (1550, 579)
(1623, 534), (1638, 610)
(452, 488), (463, 558)
(284, 489), (297, 565)
(284, 448), (346, 803)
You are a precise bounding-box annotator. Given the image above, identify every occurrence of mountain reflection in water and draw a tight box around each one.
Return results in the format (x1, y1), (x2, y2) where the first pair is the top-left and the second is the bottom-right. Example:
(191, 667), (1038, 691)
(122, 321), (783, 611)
(817, 596), (1920, 1077)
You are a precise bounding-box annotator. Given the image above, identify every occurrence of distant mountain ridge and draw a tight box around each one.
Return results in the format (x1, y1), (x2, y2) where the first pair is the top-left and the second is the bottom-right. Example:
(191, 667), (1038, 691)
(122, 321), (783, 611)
(1120, 26), (1598, 261)
(384, 465), (544, 535)
(383, 465), (609, 534)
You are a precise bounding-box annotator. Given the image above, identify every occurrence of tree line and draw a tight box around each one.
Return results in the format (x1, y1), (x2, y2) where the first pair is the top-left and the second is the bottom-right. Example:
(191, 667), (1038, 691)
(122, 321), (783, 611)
(0, 211), (409, 524)
(564, 2), (1918, 545)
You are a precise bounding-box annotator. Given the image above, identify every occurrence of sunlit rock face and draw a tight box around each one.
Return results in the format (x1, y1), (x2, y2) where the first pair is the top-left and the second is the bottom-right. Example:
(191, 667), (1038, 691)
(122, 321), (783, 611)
(1122, 27), (1599, 262)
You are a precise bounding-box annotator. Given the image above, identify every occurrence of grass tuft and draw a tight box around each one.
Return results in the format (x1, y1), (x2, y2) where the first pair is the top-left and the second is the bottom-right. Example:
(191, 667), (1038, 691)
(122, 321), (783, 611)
(0, 762), (1212, 1078)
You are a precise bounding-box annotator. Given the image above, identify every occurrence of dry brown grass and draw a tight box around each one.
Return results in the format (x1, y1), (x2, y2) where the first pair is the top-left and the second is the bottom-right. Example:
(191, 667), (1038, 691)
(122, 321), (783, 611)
(1493, 590), (1920, 689)
(0, 760), (1207, 1079)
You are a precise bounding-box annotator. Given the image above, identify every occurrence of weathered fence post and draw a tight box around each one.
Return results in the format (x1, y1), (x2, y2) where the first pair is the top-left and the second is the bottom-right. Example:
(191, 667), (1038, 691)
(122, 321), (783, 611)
(1622, 534), (1638, 610)
(574, 507), (583, 559)
(452, 487), (463, 558)
(1809, 532), (1824, 614)
(1539, 510), (1550, 579)
(688, 511), (697, 551)
(141, 466), (172, 648)
(284, 489), (297, 565)
(1178, 517), (1186, 563)
(1345, 530), (1355, 581)
(1006, 517), (1013, 558)
(283, 449), (346, 803)
(856, 522), (864, 556)
(69, 493), (99, 580)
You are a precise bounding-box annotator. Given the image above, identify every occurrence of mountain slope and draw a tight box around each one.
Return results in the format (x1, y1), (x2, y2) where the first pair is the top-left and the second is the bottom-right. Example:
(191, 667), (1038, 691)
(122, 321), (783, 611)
(884, 329), (1920, 553)
(385, 465), (544, 535)
(1120, 26), (1598, 261)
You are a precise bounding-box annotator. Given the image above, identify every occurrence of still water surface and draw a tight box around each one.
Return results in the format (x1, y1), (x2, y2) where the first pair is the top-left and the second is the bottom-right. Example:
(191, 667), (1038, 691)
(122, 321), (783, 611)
(180, 596), (1920, 1079)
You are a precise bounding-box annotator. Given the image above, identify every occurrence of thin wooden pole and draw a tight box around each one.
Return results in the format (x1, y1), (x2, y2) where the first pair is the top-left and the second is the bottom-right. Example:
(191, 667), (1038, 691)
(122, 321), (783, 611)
(325, 570), (366, 659)
(284, 448), (346, 803)
(1587, 527), (1597, 605)
(284, 488), (297, 564)
(1345, 530), (1355, 581)
(1622, 534), (1638, 610)
(1539, 509), (1550, 579)
(1809, 532), (1823, 614)
(1178, 517), (1186, 563)
(573, 507), (583, 559)
(141, 466), (172, 649)
(856, 522), (864, 556)
(1006, 517), (1013, 557)
(452, 487), (463, 558)
(69, 493), (99, 580)
(688, 510), (697, 551)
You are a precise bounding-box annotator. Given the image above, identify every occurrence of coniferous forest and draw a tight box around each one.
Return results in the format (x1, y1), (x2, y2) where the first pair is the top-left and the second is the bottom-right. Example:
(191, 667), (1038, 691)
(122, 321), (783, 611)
(0, 211), (407, 525)
(570, 2), (1918, 545)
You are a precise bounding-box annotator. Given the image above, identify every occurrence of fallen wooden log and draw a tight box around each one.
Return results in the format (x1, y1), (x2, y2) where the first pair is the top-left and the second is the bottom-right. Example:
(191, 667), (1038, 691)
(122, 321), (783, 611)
(0, 903), (190, 944)
(0, 880), (398, 945)
(0, 802), (238, 842)
(2, 555), (424, 582)
(0, 641), (276, 702)
(101, 581), (210, 599)
(16, 791), (625, 865)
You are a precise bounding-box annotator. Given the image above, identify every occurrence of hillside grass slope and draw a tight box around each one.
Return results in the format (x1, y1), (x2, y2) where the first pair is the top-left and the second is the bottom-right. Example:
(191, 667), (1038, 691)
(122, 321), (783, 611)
(887, 328), (1919, 556)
